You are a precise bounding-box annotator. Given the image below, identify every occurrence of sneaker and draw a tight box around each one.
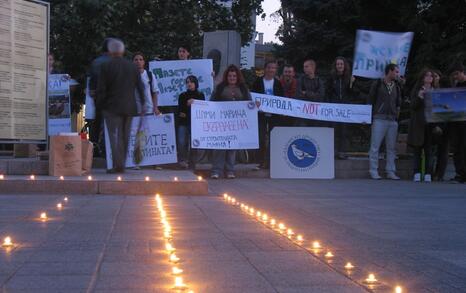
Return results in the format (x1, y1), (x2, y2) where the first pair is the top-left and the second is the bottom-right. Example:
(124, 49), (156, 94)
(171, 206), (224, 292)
(424, 174), (432, 182)
(413, 173), (421, 182)
(386, 172), (400, 180)
(226, 173), (236, 179)
(369, 171), (382, 180)
(210, 174), (220, 179)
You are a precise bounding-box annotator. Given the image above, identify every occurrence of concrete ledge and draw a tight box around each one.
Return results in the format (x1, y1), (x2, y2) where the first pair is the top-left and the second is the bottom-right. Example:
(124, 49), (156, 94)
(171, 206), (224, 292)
(0, 178), (207, 195)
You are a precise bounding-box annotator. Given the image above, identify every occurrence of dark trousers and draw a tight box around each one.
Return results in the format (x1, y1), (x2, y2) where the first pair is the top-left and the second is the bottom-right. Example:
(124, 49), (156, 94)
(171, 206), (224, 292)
(333, 123), (348, 153)
(433, 126), (449, 180)
(449, 122), (466, 179)
(103, 111), (132, 171)
(412, 127), (433, 174)
(257, 113), (279, 167)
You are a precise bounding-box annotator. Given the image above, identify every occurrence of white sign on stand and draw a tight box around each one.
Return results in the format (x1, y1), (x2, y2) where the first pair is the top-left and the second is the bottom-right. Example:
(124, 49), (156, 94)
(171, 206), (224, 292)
(270, 127), (334, 179)
(105, 114), (177, 169)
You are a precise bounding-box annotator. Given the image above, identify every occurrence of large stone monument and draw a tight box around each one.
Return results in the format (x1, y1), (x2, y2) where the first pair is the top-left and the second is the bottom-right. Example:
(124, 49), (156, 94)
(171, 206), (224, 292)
(203, 31), (241, 84)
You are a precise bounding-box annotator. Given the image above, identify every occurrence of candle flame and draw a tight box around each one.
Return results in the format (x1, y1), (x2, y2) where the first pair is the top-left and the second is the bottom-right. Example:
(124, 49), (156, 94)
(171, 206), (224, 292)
(170, 253), (180, 263)
(40, 212), (47, 220)
(57, 203), (63, 209)
(172, 266), (183, 275)
(312, 241), (321, 249)
(365, 273), (377, 283)
(2, 236), (12, 247)
(345, 262), (354, 270)
(145, 176), (150, 181)
(395, 286), (403, 293)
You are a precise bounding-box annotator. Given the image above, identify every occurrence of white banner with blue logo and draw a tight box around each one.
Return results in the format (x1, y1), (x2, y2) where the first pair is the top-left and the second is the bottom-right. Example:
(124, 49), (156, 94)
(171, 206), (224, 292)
(104, 114), (177, 169)
(190, 100), (259, 149)
(252, 92), (372, 124)
(271, 127), (334, 179)
(352, 30), (414, 78)
(48, 74), (72, 136)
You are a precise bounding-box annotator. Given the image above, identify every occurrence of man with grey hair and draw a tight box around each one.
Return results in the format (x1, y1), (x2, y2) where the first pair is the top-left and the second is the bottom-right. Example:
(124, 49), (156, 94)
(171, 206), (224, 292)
(97, 39), (145, 173)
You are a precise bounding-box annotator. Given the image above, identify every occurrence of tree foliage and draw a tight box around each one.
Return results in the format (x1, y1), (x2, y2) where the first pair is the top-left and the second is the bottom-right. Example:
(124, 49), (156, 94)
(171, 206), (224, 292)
(46, 0), (262, 89)
(276, 0), (466, 79)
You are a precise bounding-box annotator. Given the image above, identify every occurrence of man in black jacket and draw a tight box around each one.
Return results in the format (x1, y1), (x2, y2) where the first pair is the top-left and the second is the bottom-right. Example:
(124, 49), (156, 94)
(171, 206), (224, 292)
(97, 39), (145, 173)
(252, 60), (284, 169)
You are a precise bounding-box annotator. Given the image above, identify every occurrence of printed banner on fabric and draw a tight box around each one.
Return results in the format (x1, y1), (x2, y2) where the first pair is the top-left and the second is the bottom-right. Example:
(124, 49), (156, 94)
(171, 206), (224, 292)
(353, 30), (414, 78)
(105, 114), (177, 169)
(191, 101), (259, 150)
(251, 93), (372, 124)
(48, 74), (71, 136)
(149, 59), (213, 106)
(425, 88), (466, 122)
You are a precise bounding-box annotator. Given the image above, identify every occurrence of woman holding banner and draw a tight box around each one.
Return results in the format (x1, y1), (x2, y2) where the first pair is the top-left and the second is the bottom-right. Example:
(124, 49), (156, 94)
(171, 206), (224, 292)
(210, 65), (252, 179)
(408, 69), (437, 182)
(178, 76), (205, 169)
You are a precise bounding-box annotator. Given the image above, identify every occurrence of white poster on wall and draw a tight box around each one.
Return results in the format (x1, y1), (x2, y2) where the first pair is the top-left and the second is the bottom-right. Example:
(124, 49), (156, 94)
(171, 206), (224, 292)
(191, 100), (259, 150)
(270, 127), (334, 179)
(105, 114), (177, 169)
(148, 59), (214, 106)
(352, 30), (414, 78)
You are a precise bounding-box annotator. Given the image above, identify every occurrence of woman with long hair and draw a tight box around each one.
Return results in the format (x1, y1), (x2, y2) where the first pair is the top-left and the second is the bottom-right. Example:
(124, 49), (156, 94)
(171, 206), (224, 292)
(210, 64), (252, 179)
(407, 69), (437, 182)
(326, 56), (352, 158)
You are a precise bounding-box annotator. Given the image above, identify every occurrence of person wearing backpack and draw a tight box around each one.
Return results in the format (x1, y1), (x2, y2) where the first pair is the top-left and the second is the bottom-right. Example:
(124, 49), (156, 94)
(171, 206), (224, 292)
(132, 52), (161, 116)
(368, 63), (402, 180)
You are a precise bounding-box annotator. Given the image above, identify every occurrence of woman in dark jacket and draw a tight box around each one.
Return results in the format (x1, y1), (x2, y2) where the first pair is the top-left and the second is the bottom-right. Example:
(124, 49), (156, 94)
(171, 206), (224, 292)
(210, 64), (252, 179)
(326, 57), (353, 158)
(407, 69), (436, 182)
(177, 75), (205, 168)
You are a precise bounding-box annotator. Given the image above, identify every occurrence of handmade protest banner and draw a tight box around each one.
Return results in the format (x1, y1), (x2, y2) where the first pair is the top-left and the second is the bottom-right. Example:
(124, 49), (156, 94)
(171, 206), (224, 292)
(48, 74), (72, 136)
(149, 59), (213, 106)
(353, 30), (414, 78)
(425, 88), (466, 123)
(104, 114), (177, 169)
(191, 100), (259, 149)
(252, 92), (372, 124)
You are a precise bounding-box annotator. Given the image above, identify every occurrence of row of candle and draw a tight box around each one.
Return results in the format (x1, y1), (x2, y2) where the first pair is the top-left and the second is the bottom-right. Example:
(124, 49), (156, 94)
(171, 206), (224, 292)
(155, 194), (194, 292)
(0, 174), (204, 182)
(222, 193), (404, 293)
(2, 196), (69, 249)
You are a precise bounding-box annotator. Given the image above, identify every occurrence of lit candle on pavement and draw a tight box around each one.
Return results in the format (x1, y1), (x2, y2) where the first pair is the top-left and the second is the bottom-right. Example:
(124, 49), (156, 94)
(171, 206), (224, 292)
(59, 176), (64, 180)
(170, 253), (180, 263)
(345, 262), (354, 270)
(2, 236), (12, 247)
(40, 212), (47, 221)
(365, 273), (377, 283)
(172, 266), (183, 275)
(30, 175), (35, 180)
(57, 203), (63, 209)
(395, 286), (403, 293)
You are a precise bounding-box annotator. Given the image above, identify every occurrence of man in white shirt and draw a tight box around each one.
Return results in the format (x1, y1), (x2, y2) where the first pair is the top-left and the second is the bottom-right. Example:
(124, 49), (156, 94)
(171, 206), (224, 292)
(133, 52), (161, 115)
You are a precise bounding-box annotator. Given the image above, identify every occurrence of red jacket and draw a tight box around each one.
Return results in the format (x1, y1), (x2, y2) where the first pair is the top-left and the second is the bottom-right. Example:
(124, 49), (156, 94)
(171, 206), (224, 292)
(280, 77), (298, 98)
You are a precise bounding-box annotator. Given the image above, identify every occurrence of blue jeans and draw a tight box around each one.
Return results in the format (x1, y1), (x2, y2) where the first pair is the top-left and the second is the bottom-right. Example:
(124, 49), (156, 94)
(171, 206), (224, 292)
(211, 150), (236, 175)
(177, 125), (188, 162)
(369, 119), (398, 173)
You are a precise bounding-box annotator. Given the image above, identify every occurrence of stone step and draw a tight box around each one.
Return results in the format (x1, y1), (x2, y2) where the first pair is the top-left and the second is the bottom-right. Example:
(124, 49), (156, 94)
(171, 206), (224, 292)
(0, 169), (208, 195)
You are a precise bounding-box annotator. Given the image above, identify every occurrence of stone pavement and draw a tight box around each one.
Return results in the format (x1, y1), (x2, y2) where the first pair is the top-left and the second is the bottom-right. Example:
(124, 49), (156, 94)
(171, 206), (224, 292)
(0, 179), (465, 292)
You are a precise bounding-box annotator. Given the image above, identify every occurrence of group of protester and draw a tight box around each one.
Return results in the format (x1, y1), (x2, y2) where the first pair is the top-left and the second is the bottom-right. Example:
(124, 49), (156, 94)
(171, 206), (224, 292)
(84, 37), (466, 183)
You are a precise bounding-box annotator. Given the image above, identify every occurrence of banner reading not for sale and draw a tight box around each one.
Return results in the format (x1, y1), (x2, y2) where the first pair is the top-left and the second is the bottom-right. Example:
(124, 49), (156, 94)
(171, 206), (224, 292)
(104, 114), (177, 169)
(191, 101), (259, 150)
(252, 93), (372, 124)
